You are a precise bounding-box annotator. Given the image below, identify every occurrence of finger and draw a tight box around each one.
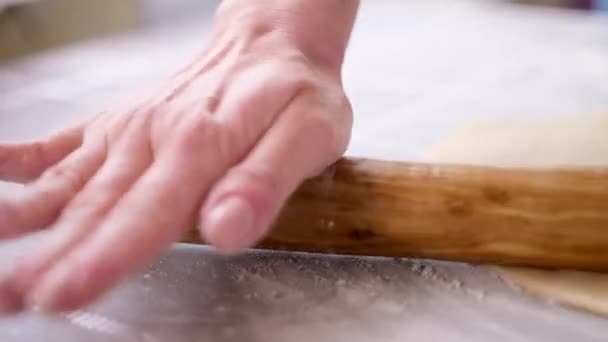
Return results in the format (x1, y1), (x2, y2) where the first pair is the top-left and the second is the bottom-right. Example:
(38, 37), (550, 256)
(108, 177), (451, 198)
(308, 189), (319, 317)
(0, 134), (106, 239)
(0, 123), (85, 183)
(200, 95), (351, 252)
(26, 123), (223, 312)
(6, 133), (152, 298)
(0, 268), (23, 314)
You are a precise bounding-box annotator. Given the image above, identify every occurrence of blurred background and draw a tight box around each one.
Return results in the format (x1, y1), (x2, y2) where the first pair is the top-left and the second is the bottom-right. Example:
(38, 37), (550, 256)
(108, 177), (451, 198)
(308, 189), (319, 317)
(0, 0), (217, 60)
(1, 0), (607, 158)
(1, 0), (607, 60)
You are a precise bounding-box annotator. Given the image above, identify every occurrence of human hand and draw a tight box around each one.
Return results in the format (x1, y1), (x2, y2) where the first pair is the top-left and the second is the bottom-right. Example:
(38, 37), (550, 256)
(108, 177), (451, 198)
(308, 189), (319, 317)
(0, 0), (357, 313)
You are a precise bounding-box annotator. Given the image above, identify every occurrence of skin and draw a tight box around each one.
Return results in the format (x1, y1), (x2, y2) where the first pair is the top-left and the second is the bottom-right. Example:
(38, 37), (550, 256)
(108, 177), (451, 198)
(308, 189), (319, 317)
(0, 0), (359, 313)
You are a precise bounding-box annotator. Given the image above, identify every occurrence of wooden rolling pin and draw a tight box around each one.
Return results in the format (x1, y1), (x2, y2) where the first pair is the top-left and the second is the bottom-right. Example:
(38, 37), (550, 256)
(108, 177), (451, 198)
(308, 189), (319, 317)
(182, 158), (608, 271)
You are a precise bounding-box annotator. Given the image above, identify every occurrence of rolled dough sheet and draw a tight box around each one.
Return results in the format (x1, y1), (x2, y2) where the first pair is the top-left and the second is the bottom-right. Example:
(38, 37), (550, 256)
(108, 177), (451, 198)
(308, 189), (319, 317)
(426, 115), (608, 317)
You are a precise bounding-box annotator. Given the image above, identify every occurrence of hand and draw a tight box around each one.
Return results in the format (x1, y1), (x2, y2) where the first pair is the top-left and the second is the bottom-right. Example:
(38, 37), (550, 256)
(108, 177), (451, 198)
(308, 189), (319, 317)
(0, 1), (356, 313)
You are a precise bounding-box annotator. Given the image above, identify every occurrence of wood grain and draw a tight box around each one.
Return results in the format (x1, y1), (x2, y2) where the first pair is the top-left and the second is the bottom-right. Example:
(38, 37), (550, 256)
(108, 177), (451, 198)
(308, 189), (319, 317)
(182, 158), (608, 271)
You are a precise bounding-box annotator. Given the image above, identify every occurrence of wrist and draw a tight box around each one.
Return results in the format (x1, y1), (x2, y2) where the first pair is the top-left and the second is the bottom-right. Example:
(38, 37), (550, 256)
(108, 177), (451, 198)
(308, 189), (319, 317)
(213, 0), (359, 75)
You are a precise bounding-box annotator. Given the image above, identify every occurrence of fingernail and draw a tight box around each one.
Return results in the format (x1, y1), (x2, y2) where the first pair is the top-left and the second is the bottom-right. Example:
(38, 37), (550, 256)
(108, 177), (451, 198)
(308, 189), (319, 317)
(203, 197), (257, 252)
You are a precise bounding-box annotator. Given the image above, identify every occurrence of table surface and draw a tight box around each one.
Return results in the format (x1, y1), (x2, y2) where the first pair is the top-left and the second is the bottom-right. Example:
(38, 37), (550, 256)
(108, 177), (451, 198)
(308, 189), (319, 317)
(1, 1), (608, 341)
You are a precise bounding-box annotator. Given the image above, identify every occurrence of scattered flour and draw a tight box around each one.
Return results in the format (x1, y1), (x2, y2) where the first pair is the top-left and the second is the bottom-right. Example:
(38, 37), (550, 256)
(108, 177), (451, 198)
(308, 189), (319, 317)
(64, 310), (134, 338)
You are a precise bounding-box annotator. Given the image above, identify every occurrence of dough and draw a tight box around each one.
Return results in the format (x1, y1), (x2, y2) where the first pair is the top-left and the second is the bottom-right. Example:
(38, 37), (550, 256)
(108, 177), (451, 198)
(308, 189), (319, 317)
(427, 115), (608, 317)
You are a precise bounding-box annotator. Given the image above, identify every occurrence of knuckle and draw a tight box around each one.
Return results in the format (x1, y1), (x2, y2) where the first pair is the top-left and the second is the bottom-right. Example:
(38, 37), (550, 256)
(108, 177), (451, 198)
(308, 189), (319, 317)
(301, 108), (350, 159)
(126, 108), (155, 131)
(15, 141), (50, 179)
(226, 165), (280, 206)
(234, 166), (278, 189)
(29, 141), (47, 160)
(315, 86), (353, 152)
(333, 95), (354, 152)
(286, 75), (316, 95)
(42, 164), (86, 193)
(174, 114), (236, 166)
(239, 57), (318, 100)
(203, 92), (222, 113)
(177, 115), (218, 149)
(279, 59), (318, 90)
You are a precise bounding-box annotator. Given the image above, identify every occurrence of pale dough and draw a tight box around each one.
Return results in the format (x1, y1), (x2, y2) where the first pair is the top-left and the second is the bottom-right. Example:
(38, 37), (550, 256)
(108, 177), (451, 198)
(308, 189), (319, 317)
(427, 115), (608, 317)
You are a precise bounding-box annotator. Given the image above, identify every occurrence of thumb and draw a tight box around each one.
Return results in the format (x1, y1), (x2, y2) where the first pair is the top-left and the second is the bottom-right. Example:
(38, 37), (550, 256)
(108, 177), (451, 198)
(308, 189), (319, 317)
(199, 96), (351, 252)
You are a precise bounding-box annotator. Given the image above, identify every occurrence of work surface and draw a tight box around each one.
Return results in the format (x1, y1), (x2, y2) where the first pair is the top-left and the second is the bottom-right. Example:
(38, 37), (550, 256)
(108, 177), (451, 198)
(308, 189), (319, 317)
(1, 1), (608, 341)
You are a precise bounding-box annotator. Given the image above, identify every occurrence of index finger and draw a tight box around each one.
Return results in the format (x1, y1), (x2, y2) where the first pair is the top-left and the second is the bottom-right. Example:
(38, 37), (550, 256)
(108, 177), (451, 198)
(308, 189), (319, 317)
(0, 123), (85, 183)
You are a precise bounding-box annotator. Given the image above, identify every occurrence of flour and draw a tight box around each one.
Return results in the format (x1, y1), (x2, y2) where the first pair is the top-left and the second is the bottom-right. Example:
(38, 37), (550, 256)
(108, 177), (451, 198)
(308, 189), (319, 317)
(405, 259), (491, 303)
(64, 310), (135, 338)
(447, 279), (463, 290)
(335, 279), (347, 287)
(410, 261), (450, 285)
(466, 289), (487, 301)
